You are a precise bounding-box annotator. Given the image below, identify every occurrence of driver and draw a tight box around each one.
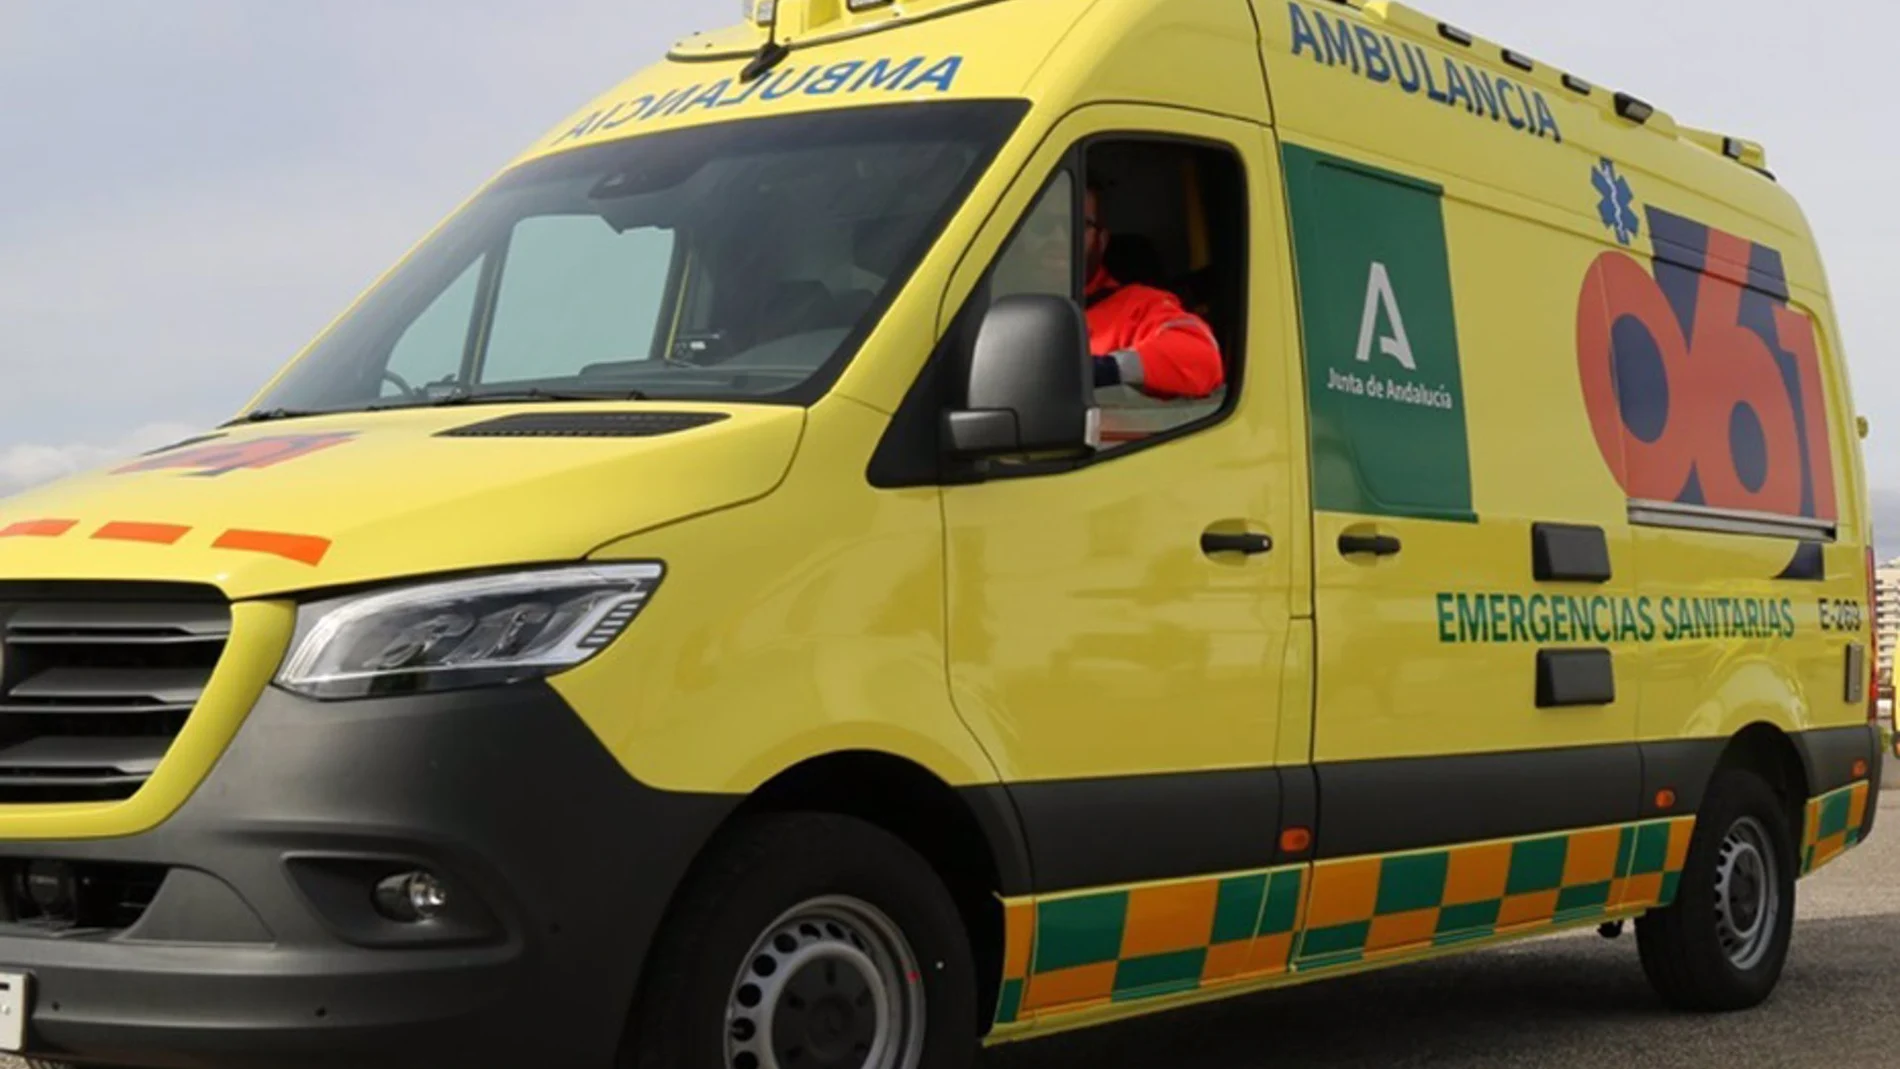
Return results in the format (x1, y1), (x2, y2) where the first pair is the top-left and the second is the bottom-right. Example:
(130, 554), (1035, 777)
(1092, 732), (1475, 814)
(1081, 180), (1224, 399)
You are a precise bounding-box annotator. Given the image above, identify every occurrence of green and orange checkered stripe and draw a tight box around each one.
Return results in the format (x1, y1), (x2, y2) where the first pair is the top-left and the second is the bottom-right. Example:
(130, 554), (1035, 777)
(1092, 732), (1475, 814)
(993, 816), (1695, 1028)
(1293, 817), (1694, 970)
(994, 865), (1307, 1025)
(1801, 780), (1871, 876)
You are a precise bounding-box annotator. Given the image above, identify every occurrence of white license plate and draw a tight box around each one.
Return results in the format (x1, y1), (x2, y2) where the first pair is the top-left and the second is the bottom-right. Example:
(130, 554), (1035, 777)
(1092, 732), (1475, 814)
(0, 972), (26, 1053)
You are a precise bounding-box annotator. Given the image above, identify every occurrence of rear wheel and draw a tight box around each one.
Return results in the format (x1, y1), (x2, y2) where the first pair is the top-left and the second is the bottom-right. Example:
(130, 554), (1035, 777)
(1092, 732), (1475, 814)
(1636, 768), (1797, 1011)
(624, 812), (979, 1069)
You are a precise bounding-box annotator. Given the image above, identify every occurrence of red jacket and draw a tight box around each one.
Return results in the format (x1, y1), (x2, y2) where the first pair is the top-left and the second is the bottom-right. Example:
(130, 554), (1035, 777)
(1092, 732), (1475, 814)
(1086, 268), (1224, 399)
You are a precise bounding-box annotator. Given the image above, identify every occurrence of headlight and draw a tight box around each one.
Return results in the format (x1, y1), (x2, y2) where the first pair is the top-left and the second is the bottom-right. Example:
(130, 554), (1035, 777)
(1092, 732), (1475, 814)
(275, 563), (664, 700)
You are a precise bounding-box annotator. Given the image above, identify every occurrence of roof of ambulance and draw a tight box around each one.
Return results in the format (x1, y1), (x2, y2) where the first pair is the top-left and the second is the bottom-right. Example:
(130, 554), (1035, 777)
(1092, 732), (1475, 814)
(504, 0), (1818, 272)
(510, 0), (1093, 166)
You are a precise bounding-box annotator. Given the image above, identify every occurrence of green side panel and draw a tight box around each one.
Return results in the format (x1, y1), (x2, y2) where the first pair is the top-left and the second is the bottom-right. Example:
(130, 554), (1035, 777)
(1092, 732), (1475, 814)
(1555, 881), (1613, 917)
(1282, 142), (1474, 522)
(995, 979), (1025, 1025)
(1035, 892), (1129, 973)
(1211, 874), (1269, 946)
(1436, 899), (1502, 934)
(1847, 827), (1863, 849)
(1376, 852), (1450, 916)
(1614, 826), (1637, 878)
(1659, 871), (1682, 906)
(1820, 791), (1854, 839)
(1258, 869), (1305, 936)
(1630, 823), (1672, 876)
(1113, 949), (1208, 1000)
(1299, 922), (1371, 961)
(1505, 836), (1569, 896)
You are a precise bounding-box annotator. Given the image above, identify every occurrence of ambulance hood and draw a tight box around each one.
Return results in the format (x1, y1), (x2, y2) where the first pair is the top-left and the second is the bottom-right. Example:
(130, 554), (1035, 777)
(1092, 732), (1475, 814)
(0, 405), (804, 601)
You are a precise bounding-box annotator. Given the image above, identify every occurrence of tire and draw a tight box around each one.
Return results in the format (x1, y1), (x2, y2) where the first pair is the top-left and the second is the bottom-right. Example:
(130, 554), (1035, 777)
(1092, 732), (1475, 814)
(1636, 767), (1798, 1012)
(622, 812), (979, 1069)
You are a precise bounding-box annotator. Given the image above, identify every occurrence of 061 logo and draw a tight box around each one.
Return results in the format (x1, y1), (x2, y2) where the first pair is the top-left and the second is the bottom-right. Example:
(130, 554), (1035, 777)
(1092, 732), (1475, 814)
(1575, 194), (1835, 523)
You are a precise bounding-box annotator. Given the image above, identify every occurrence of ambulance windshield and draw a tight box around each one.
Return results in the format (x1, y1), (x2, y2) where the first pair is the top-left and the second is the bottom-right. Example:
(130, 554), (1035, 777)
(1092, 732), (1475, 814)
(247, 100), (1026, 417)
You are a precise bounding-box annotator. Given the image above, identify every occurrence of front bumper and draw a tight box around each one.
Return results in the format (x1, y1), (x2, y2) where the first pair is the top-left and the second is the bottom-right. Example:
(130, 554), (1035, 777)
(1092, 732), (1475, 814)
(0, 681), (735, 1068)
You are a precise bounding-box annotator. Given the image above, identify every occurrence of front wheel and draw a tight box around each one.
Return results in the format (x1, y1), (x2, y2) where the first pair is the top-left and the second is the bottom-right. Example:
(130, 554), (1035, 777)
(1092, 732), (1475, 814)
(623, 812), (979, 1069)
(1636, 768), (1797, 1012)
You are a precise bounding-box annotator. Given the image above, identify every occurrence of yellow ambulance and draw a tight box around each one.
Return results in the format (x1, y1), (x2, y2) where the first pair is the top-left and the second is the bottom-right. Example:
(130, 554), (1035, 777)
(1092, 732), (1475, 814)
(0, 1), (1881, 1066)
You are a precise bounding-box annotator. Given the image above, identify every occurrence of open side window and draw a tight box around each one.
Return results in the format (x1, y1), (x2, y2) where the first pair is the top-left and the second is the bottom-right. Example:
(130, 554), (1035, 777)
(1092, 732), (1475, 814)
(868, 130), (1253, 486)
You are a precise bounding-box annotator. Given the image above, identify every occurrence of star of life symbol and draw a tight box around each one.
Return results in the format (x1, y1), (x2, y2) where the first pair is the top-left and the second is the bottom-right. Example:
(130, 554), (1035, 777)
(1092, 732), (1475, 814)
(1593, 158), (1641, 246)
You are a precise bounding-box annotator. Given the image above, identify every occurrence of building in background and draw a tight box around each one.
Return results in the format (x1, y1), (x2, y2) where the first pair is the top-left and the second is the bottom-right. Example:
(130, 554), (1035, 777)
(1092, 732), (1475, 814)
(1878, 559), (1900, 692)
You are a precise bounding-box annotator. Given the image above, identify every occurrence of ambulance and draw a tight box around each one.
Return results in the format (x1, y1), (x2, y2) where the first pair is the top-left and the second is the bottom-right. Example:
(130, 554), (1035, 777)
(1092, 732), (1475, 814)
(0, 0), (1880, 1066)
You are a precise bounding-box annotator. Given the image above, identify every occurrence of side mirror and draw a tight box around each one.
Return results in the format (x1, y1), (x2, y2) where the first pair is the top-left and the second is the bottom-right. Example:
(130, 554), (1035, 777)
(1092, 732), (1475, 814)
(943, 294), (1099, 458)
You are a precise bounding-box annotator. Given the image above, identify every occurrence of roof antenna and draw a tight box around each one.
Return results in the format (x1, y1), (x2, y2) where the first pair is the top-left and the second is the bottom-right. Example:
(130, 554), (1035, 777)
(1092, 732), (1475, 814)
(741, 0), (792, 83)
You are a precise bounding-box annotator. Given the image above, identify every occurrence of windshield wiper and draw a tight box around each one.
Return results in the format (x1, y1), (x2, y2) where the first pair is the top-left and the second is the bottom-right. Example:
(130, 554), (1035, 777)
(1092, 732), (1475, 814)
(231, 388), (649, 425)
(226, 407), (326, 426)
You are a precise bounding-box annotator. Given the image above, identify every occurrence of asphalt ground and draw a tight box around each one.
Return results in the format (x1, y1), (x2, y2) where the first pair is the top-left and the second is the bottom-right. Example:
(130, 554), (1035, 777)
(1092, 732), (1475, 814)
(987, 787), (1900, 1069)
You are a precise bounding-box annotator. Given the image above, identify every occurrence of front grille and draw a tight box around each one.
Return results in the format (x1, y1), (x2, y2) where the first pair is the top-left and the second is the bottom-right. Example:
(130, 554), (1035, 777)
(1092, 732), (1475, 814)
(0, 585), (230, 803)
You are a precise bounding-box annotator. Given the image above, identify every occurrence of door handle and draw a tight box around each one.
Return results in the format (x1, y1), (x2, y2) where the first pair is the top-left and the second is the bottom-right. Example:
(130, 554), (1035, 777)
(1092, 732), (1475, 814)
(1338, 533), (1402, 557)
(1201, 531), (1274, 557)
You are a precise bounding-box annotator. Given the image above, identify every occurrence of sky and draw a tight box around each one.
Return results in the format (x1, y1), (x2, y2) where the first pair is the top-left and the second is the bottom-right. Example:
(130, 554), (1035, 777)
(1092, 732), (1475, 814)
(4, 1), (1898, 550)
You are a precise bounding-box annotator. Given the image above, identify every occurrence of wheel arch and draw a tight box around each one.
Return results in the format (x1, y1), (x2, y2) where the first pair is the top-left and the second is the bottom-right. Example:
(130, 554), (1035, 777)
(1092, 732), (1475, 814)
(1713, 722), (1811, 843)
(688, 750), (1032, 1035)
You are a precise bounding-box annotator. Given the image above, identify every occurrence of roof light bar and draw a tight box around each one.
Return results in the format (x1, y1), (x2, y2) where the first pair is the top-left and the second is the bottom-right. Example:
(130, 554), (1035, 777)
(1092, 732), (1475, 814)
(1615, 92), (1655, 125)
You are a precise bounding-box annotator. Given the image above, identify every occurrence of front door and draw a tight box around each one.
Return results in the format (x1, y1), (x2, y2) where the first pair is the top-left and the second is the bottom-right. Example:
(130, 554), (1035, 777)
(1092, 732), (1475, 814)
(939, 106), (1306, 1016)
